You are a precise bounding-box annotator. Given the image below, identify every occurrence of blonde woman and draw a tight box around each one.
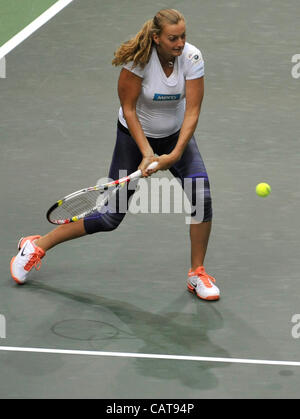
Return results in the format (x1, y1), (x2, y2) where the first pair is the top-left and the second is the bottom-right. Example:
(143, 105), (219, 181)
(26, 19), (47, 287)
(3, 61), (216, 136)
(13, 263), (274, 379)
(11, 9), (220, 301)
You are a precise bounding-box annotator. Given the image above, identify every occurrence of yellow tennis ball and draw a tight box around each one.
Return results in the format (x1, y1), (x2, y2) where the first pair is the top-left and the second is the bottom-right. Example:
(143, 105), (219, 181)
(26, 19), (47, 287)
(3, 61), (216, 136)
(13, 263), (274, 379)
(256, 183), (271, 197)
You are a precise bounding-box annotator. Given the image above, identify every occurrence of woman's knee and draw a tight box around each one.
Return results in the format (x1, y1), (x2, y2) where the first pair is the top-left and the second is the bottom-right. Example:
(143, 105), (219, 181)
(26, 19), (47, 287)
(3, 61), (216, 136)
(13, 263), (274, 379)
(84, 212), (126, 234)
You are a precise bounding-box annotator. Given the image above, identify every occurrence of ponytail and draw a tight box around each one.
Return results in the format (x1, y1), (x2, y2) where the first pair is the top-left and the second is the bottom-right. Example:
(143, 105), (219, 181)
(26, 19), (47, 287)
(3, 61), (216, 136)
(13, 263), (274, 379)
(112, 9), (185, 68)
(112, 19), (154, 68)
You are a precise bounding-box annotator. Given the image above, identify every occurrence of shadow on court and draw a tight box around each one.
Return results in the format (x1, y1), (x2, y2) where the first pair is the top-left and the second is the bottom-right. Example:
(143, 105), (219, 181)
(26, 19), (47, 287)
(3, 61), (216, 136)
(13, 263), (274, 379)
(22, 279), (290, 392)
(26, 281), (227, 390)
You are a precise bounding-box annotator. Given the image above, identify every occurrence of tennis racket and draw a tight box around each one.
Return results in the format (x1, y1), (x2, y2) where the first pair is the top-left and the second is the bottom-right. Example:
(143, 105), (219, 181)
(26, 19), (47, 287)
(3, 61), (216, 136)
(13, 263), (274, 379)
(46, 161), (158, 225)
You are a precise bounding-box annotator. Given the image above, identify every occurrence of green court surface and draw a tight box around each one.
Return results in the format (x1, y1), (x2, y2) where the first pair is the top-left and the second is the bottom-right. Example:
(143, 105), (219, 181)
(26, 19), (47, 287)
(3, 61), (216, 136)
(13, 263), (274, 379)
(0, 0), (300, 399)
(0, 0), (58, 46)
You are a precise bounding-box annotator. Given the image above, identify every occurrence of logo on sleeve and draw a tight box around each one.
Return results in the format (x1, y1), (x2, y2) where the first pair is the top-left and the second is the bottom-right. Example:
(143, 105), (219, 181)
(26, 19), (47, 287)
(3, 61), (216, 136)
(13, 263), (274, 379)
(187, 52), (202, 64)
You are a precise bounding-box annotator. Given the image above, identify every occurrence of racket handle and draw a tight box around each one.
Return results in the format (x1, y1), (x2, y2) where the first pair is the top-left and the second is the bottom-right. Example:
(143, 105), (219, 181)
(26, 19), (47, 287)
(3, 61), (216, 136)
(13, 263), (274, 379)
(147, 161), (158, 171)
(129, 161), (158, 180)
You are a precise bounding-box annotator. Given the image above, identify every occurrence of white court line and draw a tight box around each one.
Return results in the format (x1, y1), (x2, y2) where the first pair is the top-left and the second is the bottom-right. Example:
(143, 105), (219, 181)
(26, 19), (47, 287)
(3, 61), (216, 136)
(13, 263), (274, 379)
(0, 346), (300, 367)
(0, 0), (75, 60)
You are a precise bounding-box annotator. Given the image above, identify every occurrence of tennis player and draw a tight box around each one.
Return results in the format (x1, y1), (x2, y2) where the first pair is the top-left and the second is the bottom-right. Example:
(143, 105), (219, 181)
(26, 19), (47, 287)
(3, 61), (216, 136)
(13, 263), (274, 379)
(10, 9), (220, 301)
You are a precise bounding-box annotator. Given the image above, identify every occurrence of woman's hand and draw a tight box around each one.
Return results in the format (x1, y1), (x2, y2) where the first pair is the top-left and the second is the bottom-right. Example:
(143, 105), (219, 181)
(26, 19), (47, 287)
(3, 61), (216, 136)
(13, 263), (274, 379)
(146, 152), (181, 175)
(138, 155), (157, 177)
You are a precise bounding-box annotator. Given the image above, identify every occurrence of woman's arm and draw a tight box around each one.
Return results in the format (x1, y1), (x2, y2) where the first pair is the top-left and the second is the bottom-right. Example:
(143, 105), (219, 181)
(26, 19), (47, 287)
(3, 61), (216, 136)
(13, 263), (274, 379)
(172, 76), (204, 159)
(149, 77), (204, 173)
(118, 68), (155, 176)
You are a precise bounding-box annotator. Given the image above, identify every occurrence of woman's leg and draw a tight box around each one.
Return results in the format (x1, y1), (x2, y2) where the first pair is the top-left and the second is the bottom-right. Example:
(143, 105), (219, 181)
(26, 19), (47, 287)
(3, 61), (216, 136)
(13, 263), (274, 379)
(35, 219), (86, 252)
(167, 136), (219, 299)
(167, 136), (213, 270)
(189, 221), (212, 271)
(10, 126), (145, 285)
(36, 125), (143, 252)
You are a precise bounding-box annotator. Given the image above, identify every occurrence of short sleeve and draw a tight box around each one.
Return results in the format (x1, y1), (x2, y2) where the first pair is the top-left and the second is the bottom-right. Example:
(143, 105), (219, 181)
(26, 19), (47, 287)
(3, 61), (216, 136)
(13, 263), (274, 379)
(123, 61), (145, 78)
(185, 47), (205, 80)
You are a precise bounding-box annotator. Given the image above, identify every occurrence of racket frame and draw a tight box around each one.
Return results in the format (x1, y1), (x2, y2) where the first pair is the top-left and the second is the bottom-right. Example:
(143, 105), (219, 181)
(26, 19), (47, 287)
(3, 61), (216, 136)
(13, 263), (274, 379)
(46, 162), (158, 225)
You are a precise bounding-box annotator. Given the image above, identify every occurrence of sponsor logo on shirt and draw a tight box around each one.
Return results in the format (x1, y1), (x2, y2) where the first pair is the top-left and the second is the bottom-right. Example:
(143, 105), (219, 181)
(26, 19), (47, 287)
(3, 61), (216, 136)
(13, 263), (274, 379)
(187, 52), (202, 64)
(153, 93), (181, 101)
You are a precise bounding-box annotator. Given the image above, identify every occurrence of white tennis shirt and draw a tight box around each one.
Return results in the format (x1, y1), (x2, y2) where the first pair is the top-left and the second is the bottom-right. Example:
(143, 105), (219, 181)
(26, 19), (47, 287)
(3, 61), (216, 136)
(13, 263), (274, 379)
(118, 42), (204, 138)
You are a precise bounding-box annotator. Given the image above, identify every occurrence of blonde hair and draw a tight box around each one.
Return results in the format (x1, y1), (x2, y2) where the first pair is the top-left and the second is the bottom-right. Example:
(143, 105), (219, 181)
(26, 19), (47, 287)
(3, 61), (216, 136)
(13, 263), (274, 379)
(112, 9), (185, 68)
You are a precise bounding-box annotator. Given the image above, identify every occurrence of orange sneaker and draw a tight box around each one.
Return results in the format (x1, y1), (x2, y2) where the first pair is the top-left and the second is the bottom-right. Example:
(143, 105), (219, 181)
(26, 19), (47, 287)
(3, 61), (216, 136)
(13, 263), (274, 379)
(187, 266), (220, 301)
(11, 235), (45, 285)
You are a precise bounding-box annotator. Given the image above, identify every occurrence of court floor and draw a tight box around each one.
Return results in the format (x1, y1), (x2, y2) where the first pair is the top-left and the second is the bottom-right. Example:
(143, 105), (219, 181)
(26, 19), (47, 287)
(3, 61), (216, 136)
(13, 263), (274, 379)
(0, 0), (300, 399)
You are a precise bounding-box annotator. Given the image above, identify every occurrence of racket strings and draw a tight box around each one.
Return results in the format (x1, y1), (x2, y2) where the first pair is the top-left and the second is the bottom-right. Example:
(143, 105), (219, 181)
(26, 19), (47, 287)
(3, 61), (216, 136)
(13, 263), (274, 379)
(47, 163), (156, 224)
(52, 190), (104, 220)
(48, 181), (130, 223)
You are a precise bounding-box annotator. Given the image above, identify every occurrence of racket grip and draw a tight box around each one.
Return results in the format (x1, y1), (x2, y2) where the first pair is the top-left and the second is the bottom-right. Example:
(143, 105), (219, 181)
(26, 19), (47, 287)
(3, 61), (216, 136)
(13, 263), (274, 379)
(146, 161), (158, 171)
(129, 161), (158, 180)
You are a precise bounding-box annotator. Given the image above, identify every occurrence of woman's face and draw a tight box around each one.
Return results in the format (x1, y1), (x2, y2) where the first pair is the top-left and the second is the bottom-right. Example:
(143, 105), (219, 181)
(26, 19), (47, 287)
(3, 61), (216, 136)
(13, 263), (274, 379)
(153, 20), (186, 58)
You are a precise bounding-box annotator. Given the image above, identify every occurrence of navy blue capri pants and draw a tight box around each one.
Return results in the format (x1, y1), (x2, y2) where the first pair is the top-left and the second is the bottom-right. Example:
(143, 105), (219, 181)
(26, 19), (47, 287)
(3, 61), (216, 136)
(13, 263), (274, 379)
(84, 122), (212, 234)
